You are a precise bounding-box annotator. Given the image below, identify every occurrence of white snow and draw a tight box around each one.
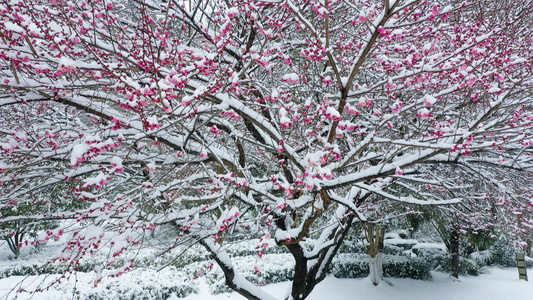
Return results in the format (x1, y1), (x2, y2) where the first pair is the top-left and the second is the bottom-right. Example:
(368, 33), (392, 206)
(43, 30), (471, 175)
(0, 238), (531, 300)
(178, 268), (532, 300)
(2, 267), (526, 300)
(326, 106), (340, 119)
(282, 73), (299, 83)
(147, 115), (159, 125)
(70, 143), (90, 165)
(423, 95), (437, 107)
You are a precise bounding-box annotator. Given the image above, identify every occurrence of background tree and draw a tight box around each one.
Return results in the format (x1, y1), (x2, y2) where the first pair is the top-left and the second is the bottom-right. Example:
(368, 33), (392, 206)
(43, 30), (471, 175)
(1, 0), (533, 299)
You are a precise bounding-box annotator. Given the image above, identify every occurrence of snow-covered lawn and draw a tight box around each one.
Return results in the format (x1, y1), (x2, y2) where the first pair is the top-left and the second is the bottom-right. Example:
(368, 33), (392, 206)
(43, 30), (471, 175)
(182, 268), (532, 300)
(1, 267), (531, 300)
(1, 235), (530, 299)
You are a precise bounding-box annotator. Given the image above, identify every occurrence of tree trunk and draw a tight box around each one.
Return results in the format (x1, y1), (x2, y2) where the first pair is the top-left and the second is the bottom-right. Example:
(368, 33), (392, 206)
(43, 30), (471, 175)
(6, 237), (20, 258)
(450, 228), (460, 279)
(365, 223), (385, 286)
(287, 244), (310, 300)
(368, 253), (383, 285)
(6, 228), (24, 259)
(286, 215), (355, 300)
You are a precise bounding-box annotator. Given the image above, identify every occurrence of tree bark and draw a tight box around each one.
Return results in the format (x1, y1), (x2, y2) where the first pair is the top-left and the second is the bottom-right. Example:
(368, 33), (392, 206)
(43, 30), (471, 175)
(6, 227), (24, 259)
(283, 215), (355, 300)
(365, 223), (385, 285)
(450, 228), (460, 279)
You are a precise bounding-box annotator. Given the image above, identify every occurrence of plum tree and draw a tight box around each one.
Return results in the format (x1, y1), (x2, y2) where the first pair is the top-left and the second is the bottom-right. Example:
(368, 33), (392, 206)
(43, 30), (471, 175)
(1, 0), (533, 299)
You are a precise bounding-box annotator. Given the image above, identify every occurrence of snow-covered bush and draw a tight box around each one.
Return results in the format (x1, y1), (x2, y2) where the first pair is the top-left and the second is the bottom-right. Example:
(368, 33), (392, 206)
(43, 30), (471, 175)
(383, 244), (403, 256)
(338, 238), (366, 254)
(85, 284), (196, 300)
(469, 250), (494, 267)
(82, 268), (197, 300)
(0, 264), (60, 279)
(411, 243), (447, 258)
(468, 238), (531, 269)
(330, 254), (370, 279)
(434, 255), (480, 276)
(384, 233), (418, 251)
(382, 256), (432, 280)
(488, 237), (525, 268)
(330, 253), (432, 280)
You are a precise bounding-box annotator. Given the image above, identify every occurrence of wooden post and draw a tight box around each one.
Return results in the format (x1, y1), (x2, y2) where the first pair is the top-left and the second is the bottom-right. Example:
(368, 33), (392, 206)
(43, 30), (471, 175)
(517, 253), (528, 281)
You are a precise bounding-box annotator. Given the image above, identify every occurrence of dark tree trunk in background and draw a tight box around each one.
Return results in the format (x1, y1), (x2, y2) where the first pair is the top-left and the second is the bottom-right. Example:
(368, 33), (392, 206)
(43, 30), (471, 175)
(450, 228), (460, 278)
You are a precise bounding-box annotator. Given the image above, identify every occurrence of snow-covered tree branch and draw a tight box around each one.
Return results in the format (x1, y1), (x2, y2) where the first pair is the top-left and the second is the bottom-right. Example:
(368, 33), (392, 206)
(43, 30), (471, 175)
(1, 0), (533, 299)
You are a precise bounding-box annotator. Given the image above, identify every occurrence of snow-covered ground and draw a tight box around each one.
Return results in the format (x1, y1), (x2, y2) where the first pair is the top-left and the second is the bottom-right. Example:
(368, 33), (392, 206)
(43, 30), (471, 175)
(182, 268), (532, 300)
(1, 267), (531, 300)
(1, 234), (530, 300)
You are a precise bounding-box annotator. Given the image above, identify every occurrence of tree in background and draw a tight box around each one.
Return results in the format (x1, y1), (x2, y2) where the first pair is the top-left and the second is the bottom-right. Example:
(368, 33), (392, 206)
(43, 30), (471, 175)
(1, 0), (533, 299)
(410, 165), (533, 278)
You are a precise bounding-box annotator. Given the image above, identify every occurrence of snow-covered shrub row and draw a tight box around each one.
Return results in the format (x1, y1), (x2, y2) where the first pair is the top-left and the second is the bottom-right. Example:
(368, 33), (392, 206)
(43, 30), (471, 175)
(382, 244), (404, 256)
(384, 233), (418, 251)
(434, 255), (481, 276)
(69, 267), (198, 300)
(84, 282), (196, 300)
(330, 254), (432, 280)
(337, 238), (366, 254)
(0, 264), (62, 279)
(410, 244), (447, 257)
(382, 256), (432, 280)
(329, 253), (369, 278)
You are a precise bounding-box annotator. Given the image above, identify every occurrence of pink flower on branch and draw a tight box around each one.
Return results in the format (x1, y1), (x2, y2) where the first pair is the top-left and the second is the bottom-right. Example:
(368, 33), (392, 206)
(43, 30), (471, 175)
(2, 0), (533, 297)
(282, 73), (300, 84)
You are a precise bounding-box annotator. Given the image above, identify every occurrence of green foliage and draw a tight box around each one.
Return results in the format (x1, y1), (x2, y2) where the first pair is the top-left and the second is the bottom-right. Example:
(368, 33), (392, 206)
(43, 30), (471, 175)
(434, 255), (481, 276)
(405, 212), (428, 238)
(383, 244), (403, 255)
(330, 254), (369, 278)
(0, 202), (57, 257)
(0, 171), (94, 257)
(489, 237), (522, 267)
(383, 256), (432, 280)
(338, 238), (365, 254)
(468, 236), (527, 268)
(466, 228), (497, 251)
(254, 267), (294, 285)
(85, 280), (197, 300)
(330, 253), (432, 280)
(0, 264), (61, 279)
